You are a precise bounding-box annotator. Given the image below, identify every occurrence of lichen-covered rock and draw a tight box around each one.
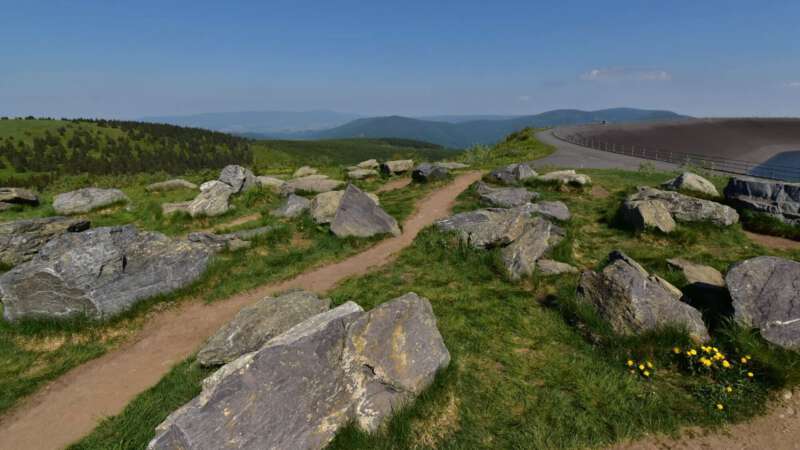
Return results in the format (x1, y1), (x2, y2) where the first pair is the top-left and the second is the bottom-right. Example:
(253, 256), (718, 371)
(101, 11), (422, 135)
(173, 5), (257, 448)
(538, 170), (591, 186)
(487, 163), (537, 185)
(620, 198), (676, 233)
(537, 259), (578, 275)
(412, 163), (449, 183)
(309, 190), (379, 224)
(724, 176), (800, 225)
(380, 160), (414, 175)
(501, 216), (564, 280)
(0, 187), (39, 205)
(187, 226), (273, 252)
(255, 175), (285, 191)
(662, 172), (719, 197)
(480, 187), (537, 208)
(331, 185), (400, 238)
(280, 176), (344, 195)
(517, 201), (571, 221)
(53, 188), (129, 215)
(726, 256), (800, 349)
(219, 165), (257, 193)
(577, 251), (709, 341)
(437, 208), (529, 248)
(293, 166), (318, 178)
(270, 194), (310, 218)
(0, 216), (90, 267)
(0, 225), (211, 321)
(145, 179), (198, 192)
(621, 187), (738, 232)
(197, 291), (331, 366)
(667, 258), (725, 287)
(164, 181), (234, 218)
(343, 292), (450, 431)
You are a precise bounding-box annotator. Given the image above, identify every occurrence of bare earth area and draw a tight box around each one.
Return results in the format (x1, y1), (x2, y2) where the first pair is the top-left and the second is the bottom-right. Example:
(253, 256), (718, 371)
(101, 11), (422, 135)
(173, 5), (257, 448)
(376, 176), (412, 192)
(745, 231), (800, 251)
(0, 171), (482, 450)
(611, 388), (800, 450)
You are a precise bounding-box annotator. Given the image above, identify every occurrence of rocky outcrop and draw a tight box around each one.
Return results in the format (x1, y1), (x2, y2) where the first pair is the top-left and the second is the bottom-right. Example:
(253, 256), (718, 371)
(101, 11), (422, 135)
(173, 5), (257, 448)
(163, 181), (234, 218)
(412, 163), (449, 183)
(667, 258), (725, 288)
(148, 293), (450, 450)
(255, 175), (285, 191)
(356, 159), (379, 170)
(487, 163), (537, 185)
(537, 259), (578, 275)
(0, 187), (39, 206)
(309, 190), (379, 224)
(380, 160), (414, 175)
(620, 186), (739, 232)
(517, 201), (571, 222)
(219, 165), (257, 193)
(724, 176), (800, 225)
(437, 208), (529, 248)
(348, 168), (379, 180)
(501, 216), (564, 280)
(662, 172), (719, 197)
(331, 185), (400, 238)
(187, 226), (273, 252)
(727, 256), (800, 349)
(293, 166), (318, 178)
(577, 251), (709, 341)
(0, 217), (90, 267)
(480, 187), (537, 208)
(145, 179), (198, 192)
(538, 170), (591, 186)
(197, 290), (331, 366)
(270, 194), (310, 218)
(53, 188), (129, 215)
(280, 176), (344, 195)
(0, 225), (211, 321)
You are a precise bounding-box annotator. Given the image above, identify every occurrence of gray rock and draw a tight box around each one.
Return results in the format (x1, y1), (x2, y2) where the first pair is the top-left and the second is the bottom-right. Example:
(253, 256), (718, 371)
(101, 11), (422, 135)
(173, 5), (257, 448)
(310, 191), (380, 224)
(293, 166), (318, 178)
(577, 251), (709, 341)
(147, 302), (365, 450)
(356, 159), (379, 170)
(473, 181), (496, 195)
(0, 202), (13, 212)
(0, 225), (211, 321)
(343, 292), (450, 431)
(480, 188), (537, 208)
(727, 256), (800, 349)
(255, 175), (285, 191)
(437, 208), (528, 248)
(219, 165), (257, 193)
(270, 194), (310, 218)
(435, 162), (469, 170)
(331, 184), (400, 238)
(280, 176), (344, 195)
(621, 187), (738, 232)
(667, 258), (725, 288)
(537, 259), (578, 275)
(187, 226), (273, 252)
(182, 181), (234, 217)
(53, 188), (129, 215)
(520, 201), (572, 221)
(0, 187), (39, 206)
(348, 168), (379, 180)
(724, 176), (800, 225)
(662, 172), (719, 197)
(620, 198), (677, 233)
(538, 170), (591, 186)
(380, 159), (414, 175)
(0, 217), (90, 267)
(412, 163), (449, 183)
(501, 216), (564, 280)
(488, 163), (537, 185)
(197, 290), (331, 366)
(145, 179), (198, 192)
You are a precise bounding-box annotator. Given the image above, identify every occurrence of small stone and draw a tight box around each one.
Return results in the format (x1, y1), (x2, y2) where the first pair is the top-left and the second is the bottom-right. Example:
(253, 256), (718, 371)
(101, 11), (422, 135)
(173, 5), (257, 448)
(270, 194), (310, 218)
(293, 166), (318, 178)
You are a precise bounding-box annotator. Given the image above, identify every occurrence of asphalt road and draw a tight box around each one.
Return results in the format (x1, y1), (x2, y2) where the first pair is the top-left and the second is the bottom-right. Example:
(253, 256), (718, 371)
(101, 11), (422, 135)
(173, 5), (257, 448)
(533, 129), (678, 171)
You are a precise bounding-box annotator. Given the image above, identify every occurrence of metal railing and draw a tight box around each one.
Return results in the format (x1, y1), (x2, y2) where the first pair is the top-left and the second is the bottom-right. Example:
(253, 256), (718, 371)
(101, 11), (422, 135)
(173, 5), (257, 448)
(552, 126), (800, 182)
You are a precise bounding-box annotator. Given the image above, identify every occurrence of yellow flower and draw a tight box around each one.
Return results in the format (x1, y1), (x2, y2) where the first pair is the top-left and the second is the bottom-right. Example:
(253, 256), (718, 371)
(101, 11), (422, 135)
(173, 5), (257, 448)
(712, 347), (719, 353)
(689, 349), (698, 356)
(726, 386), (733, 393)
(716, 403), (724, 410)
(722, 360), (731, 368)
(747, 372), (754, 378)
(646, 361), (654, 369)
(700, 358), (712, 367)
(638, 364), (645, 371)
(643, 370), (650, 377)
(713, 353), (725, 361)
(740, 357), (748, 364)
(745, 355), (752, 360)
(673, 347), (681, 354)
(627, 360), (634, 367)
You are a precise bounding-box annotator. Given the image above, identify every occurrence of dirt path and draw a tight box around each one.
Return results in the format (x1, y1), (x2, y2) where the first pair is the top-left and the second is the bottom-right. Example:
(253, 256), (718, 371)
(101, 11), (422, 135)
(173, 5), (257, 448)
(0, 171), (482, 450)
(194, 212), (262, 234)
(744, 231), (800, 251)
(376, 176), (412, 192)
(611, 388), (800, 450)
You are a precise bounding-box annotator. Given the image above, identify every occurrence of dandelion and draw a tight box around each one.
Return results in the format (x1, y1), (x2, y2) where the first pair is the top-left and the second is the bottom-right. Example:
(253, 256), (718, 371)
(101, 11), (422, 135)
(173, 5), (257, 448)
(741, 357), (748, 364)
(673, 347), (681, 354)
(716, 403), (724, 411)
(643, 370), (650, 377)
(700, 357), (712, 367)
(638, 364), (645, 371)
(712, 347), (719, 353)
(646, 361), (654, 369)
(627, 360), (634, 367)
(722, 360), (731, 368)
(745, 355), (751, 360)
(747, 372), (754, 378)
(726, 386), (733, 393)
(688, 349), (697, 356)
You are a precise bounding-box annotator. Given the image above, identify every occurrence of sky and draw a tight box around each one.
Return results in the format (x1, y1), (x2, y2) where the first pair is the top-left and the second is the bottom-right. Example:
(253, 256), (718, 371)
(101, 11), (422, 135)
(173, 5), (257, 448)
(2, 0), (799, 119)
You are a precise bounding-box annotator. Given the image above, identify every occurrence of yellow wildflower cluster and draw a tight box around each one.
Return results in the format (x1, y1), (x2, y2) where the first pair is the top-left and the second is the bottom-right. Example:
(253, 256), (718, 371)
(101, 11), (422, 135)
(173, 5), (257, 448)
(627, 359), (654, 378)
(675, 346), (734, 372)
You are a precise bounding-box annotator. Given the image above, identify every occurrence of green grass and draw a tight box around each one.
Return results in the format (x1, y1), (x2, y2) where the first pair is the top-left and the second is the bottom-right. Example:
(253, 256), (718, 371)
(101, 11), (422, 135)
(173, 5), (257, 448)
(457, 127), (555, 169)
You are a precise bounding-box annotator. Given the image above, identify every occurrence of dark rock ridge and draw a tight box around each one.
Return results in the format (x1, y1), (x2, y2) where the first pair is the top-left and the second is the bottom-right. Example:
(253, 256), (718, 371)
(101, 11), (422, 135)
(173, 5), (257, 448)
(724, 176), (800, 225)
(577, 251), (709, 341)
(331, 184), (400, 238)
(0, 217), (90, 267)
(0, 225), (211, 321)
(726, 256), (800, 349)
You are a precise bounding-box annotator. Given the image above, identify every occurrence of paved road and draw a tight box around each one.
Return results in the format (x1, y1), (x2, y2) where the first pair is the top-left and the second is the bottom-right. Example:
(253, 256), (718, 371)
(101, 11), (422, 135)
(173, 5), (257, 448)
(533, 129), (678, 171)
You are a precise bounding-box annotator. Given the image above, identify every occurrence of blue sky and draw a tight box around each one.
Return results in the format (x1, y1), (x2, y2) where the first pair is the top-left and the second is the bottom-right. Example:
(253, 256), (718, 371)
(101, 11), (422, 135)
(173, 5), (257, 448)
(2, 0), (799, 118)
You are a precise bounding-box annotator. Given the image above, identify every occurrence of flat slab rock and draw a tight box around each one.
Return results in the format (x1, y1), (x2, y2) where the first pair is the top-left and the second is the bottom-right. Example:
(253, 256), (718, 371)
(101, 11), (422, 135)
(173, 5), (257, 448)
(667, 258), (725, 287)
(197, 290), (331, 366)
(0, 225), (211, 321)
(270, 194), (310, 218)
(517, 201), (571, 221)
(187, 226), (273, 252)
(437, 208), (529, 248)
(480, 187), (537, 208)
(727, 256), (800, 349)
(281, 176), (344, 195)
(724, 176), (800, 225)
(293, 166), (318, 178)
(0, 187), (39, 205)
(380, 159), (414, 175)
(487, 163), (537, 185)
(621, 186), (739, 232)
(145, 179), (198, 192)
(577, 251), (709, 342)
(538, 170), (591, 186)
(331, 184), (400, 238)
(53, 188), (129, 215)
(537, 259), (578, 275)
(148, 292), (450, 450)
(662, 172), (719, 197)
(255, 175), (284, 191)
(348, 168), (379, 180)
(0, 216), (90, 267)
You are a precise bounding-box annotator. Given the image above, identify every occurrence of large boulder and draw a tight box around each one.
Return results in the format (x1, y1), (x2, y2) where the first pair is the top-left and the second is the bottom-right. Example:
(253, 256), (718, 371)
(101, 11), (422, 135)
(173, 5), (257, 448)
(255, 175), (285, 192)
(53, 188), (129, 215)
(293, 166), (318, 178)
(331, 185), (400, 238)
(145, 179), (198, 192)
(197, 290), (331, 366)
(662, 172), (719, 197)
(281, 176), (344, 195)
(620, 186), (738, 232)
(310, 190), (379, 224)
(380, 160), (414, 175)
(0, 217), (90, 267)
(219, 165), (257, 193)
(412, 163), (449, 183)
(163, 181), (234, 218)
(148, 302), (365, 450)
(0, 187), (39, 206)
(517, 201), (571, 222)
(0, 225), (211, 321)
(487, 163), (537, 185)
(538, 170), (591, 186)
(343, 292), (450, 431)
(501, 216), (564, 280)
(724, 176), (800, 225)
(270, 194), (310, 218)
(480, 187), (537, 208)
(577, 251), (709, 341)
(726, 256), (800, 349)
(437, 208), (528, 248)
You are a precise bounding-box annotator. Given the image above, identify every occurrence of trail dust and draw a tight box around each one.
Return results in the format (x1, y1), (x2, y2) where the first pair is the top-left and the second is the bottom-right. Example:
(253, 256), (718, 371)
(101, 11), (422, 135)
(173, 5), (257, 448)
(0, 171), (482, 450)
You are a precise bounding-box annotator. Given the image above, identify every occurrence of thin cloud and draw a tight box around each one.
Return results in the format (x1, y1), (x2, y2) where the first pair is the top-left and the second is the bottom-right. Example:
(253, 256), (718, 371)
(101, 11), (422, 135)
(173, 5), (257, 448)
(580, 67), (672, 82)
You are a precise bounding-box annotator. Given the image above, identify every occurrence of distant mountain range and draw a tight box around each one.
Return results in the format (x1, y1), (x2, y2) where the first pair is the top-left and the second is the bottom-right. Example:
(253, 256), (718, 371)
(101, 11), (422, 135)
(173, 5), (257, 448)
(143, 108), (689, 148)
